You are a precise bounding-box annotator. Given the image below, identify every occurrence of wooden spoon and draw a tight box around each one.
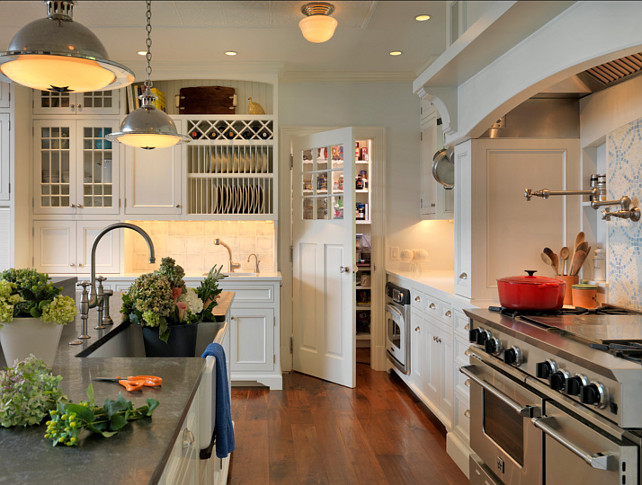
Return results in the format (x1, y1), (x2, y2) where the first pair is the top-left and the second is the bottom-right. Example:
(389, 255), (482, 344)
(576, 241), (589, 254)
(543, 247), (559, 275)
(559, 246), (570, 276)
(575, 231), (585, 250)
(569, 249), (587, 276)
(541, 251), (554, 274)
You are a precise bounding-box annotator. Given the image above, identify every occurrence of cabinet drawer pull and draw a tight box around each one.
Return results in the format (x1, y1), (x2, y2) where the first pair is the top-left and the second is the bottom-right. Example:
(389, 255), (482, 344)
(71, 203), (76, 208)
(77, 104), (82, 112)
(459, 272), (468, 280)
(70, 263), (75, 267)
(444, 310), (451, 317)
(182, 428), (195, 449)
(77, 204), (83, 208)
(78, 263), (83, 267)
(464, 410), (470, 418)
(414, 296), (421, 302)
(465, 349), (472, 356)
(339, 266), (350, 273)
(175, 204), (181, 208)
(465, 379), (471, 387)
(438, 337), (442, 343)
(415, 326), (420, 332)
(429, 303), (436, 310)
(464, 324), (470, 331)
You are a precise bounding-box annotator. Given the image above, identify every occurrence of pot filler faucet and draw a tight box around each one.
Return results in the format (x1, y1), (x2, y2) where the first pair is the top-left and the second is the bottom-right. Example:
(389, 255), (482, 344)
(214, 238), (240, 273)
(70, 223), (155, 346)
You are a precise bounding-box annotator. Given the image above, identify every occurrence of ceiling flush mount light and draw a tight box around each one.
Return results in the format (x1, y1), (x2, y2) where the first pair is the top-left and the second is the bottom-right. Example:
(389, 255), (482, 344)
(415, 14), (431, 22)
(389, 51), (403, 56)
(0, 0), (134, 93)
(299, 2), (338, 43)
(106, 0), (189, 150)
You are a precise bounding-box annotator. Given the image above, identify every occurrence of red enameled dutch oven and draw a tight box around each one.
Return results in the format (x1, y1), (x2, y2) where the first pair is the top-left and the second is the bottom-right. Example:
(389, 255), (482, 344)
(497, 270), (566, 311)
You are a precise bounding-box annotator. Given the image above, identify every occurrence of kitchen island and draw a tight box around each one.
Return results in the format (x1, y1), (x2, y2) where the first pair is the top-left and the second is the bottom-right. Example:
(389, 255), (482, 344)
(0, 291), (233, 485)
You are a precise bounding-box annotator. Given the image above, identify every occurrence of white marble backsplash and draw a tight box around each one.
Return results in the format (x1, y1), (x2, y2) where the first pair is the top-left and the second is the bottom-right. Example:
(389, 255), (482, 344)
(124, 220), (276, 275)
(606, 119), (642, 311)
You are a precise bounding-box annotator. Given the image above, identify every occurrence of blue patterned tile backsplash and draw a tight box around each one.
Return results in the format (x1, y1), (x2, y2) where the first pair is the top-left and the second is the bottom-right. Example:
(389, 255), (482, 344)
(606, 119), (642, 311)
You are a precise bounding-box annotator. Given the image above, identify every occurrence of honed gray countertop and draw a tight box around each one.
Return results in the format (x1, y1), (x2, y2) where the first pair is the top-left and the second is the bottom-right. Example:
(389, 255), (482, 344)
(0, 291), (233, 485)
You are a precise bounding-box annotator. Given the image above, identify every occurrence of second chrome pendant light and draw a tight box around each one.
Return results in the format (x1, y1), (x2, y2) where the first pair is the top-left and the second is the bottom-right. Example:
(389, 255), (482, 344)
(107, 0), (189, 150)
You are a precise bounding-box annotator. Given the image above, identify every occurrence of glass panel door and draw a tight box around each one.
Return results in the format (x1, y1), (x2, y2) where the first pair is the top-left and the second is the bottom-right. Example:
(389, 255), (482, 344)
(35, 122), (73, 212)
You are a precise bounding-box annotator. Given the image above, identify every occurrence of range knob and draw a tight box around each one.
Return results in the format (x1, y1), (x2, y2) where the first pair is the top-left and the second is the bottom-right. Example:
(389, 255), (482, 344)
(503, 347), (523, 367)
(580, 382), (609, 409)
(484, 337), (503, 356)
(549, 370), (570, 391)
(468, 328), (480, 343)
(476, 329), (491, 346)
(535, 359), (558, 379)
(565, 374), (589, 396)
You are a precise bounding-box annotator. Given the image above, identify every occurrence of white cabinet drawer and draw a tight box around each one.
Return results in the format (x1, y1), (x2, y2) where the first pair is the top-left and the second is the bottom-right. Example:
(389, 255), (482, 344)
(453, 389), (470, 440)
(160, 396), (199, 485)
(453, 310), (470, 339)
(454, 361), (471, 395)
(219, 283), (274, 303)
(412, 289), (452, 326)
(454, 335), (470, 363)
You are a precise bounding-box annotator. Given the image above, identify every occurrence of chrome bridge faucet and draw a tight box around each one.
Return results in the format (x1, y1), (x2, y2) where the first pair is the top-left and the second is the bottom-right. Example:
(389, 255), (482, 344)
(70, 223), (155, 345)
(215, 238), (240, 272)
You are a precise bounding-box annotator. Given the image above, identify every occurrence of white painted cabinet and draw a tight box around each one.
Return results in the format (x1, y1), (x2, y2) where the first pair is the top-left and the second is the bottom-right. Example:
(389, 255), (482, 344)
(33, 220), (120, 274)
(32, 90), (122, 116)
(453, 138), (580, 300)
(124, 142), (183, 215)
(409, 309), (428, 397)
(32, 119), (121, 215)
(160, 387), (200, 485)
(0, 82), (9, 109)
(426, 318), (454, 422)
(0, 113), (9, 202)
(420, 105), (454, 220)
(219, 279), (282, 390)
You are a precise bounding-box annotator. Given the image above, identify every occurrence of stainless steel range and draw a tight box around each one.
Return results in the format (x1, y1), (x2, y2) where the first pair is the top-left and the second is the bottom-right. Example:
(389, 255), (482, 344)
(463, 306), (642, 485)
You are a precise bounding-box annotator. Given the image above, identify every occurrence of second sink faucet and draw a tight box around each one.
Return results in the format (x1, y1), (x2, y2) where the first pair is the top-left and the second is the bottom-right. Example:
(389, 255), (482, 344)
(215, 238), (241, 273)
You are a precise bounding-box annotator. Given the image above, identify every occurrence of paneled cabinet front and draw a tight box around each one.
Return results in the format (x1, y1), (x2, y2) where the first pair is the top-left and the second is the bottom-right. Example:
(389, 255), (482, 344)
(32, 119), (120, 215)
(124, 143), (183, 215)
(33, 220), (121, 274)
(0, 113), (9, 202)
(229, 307), (275, 372)
(32, 90), (122, 116)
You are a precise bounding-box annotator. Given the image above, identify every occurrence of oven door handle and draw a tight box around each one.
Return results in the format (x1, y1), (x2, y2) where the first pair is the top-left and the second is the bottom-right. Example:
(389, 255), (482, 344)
(532, 416), (616, 471)
(460, 365), (542, 418)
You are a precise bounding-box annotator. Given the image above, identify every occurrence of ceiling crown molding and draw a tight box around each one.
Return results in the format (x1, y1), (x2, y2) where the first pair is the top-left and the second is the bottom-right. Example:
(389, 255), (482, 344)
(280, 70), (415, 83)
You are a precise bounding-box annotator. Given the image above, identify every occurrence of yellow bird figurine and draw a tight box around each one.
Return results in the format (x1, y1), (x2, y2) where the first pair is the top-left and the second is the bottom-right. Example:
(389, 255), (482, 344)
(248, 97), (265, 115)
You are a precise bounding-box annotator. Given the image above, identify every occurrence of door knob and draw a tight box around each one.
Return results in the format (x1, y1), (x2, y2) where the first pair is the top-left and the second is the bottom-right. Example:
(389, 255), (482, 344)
(339, 266), (350, 273)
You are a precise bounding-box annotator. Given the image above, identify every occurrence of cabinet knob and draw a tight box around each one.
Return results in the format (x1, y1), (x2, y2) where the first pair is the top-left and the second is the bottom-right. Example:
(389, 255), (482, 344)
(70, 104), (75, 112)
(445, 310), (451, 317)
(415, 326), (420, 332)
(430, 203), (436, 207)
(77, 104), (82, 112)
(77, 204), (83, 208)
(339, 266), (350, 273)
(465, 349), (472, 356)
(182, 428), (195, 449)
(69, 263), (75, 267)
(429, 303), (436, 310)
(465, 379), (471, 387)
(176, 204), (181, 208)
(464, 410), (471, 418)
(464, 324), (470, 331)
(459, 272), (468, 280)
(78, 263), (83, 267)
(71, 203), (76, 208)
(414, 296), (421, 302)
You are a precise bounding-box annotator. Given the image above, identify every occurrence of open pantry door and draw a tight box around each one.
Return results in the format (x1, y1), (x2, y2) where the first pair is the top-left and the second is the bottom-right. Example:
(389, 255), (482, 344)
(292, 127), (356, 388)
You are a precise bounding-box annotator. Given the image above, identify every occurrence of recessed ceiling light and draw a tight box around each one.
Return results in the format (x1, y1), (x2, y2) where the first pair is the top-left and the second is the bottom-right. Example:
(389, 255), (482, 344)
(389, 51), (403, 56)
(225, 51), (238, 56)
(415, 14), (431, 22)
(137, 50), (146, 56)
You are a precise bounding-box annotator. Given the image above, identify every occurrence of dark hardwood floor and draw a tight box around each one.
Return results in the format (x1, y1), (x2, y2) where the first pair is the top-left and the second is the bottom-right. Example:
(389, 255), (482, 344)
(229, 360), (468, 485)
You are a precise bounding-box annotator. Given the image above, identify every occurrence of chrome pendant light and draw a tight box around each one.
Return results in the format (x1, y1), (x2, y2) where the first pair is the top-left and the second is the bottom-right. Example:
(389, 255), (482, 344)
(0, 0), (134, 93)
(106, 0), (189, 150)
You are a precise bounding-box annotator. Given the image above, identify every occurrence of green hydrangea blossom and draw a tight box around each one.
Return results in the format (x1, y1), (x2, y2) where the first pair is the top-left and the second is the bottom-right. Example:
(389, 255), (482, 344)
(41, 295), (77, 325)
(142, 310), (162, 328)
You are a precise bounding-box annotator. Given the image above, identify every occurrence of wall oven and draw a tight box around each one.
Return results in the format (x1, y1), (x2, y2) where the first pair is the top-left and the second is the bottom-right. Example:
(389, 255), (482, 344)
(385, 282), (410, 374)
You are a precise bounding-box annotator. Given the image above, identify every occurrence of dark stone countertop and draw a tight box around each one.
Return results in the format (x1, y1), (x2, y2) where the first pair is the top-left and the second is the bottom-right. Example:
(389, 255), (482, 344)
(0, 291), (233, 485)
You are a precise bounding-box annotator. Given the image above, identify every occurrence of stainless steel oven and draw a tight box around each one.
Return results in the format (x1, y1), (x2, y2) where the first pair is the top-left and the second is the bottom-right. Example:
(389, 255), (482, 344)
(462, 360), (543, 485)
(385, 282), (410, 374)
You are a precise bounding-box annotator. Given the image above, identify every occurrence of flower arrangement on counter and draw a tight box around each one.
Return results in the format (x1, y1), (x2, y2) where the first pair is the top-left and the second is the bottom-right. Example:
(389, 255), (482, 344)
(0, 268), (77, 326)
(121, 257), (226, 343)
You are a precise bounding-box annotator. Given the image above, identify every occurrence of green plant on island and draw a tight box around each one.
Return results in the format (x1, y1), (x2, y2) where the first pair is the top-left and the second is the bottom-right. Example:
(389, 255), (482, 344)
(121, 258), (226, 342)
(0, 355), (160, 447)
(0, 268), (76, 326)
(0, 355), (66, 427)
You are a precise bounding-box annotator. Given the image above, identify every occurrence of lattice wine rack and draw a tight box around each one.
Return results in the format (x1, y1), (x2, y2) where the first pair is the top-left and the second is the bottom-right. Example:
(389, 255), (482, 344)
(186, 118), (274, 141)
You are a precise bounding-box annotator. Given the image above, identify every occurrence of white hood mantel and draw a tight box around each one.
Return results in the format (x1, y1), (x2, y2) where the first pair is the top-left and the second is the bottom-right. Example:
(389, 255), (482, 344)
(415, 1), (642, 146)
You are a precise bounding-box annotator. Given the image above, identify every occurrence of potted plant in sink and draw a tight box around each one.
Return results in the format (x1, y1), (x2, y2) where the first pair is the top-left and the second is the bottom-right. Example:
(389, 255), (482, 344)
(121, 257), (226, 357)
(0, 269), (77, 367)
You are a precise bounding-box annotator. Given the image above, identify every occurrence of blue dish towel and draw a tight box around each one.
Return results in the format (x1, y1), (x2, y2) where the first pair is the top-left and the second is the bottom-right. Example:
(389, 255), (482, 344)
(201, 342), (235, 458)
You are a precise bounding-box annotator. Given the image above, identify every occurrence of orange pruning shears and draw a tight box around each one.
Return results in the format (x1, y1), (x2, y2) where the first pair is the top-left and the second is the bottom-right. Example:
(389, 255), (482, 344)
(93, 375), (163, 392)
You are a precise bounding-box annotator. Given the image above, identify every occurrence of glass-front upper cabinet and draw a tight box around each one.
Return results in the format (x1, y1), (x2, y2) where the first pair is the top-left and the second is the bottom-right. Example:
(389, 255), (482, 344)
(33, 90), (122, 116)
(33, 119), (120, 215)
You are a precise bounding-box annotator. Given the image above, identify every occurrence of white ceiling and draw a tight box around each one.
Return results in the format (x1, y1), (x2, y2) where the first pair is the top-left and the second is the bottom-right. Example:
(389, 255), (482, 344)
(0, 1), (448, 81)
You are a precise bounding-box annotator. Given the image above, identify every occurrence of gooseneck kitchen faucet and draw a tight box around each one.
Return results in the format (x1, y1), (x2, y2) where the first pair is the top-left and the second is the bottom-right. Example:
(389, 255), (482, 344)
(70, 223), (155, 345)
(214, 238), (240, 272)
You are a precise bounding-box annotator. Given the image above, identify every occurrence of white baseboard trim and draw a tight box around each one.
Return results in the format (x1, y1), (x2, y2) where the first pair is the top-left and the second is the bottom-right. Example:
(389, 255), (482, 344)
(446, 431), (472, 479)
